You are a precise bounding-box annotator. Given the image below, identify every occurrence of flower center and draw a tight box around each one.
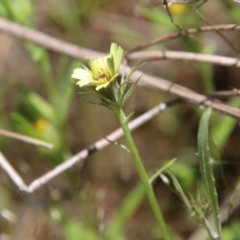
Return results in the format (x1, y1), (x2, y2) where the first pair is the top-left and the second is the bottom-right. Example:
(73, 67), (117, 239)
(95, 68), (111, 83)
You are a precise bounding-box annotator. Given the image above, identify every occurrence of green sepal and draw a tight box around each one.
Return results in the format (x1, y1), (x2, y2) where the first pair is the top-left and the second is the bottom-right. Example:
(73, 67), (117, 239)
(118, 65), (139, 102)
(125, 112), (135, 123)
(122, 77), (140, 106)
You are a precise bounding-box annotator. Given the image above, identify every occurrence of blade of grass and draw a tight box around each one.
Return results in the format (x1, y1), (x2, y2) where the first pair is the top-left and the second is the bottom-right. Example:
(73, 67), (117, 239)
(106, 183), (145, 240)
(198, 107), (221, 239)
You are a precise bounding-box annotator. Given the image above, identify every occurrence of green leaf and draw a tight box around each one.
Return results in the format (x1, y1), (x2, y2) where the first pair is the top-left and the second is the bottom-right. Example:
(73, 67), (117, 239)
(167, 161), (196, 191)
(0, 0), (33, 24)
(125, 111), (135, 123)
(142, 7), (175, 29)
(198, 107), (221, 238)
(55, 59), (79, 126)
(26, 44), (51, 78)
(149, 158), (177, 184)
(106, 183), (145, 240)
(10, 113), (41, 139)
(121, 78), (140, 106)
(166, 171), (193, 213)
(26, 92), (56, 121)
(64, 220), (98, 240)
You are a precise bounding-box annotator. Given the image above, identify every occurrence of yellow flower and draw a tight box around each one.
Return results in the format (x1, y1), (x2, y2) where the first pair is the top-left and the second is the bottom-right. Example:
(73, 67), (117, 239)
(170, 4), (186, 15)
(71, 43), (123, 91)
(34, 117), (48, 133)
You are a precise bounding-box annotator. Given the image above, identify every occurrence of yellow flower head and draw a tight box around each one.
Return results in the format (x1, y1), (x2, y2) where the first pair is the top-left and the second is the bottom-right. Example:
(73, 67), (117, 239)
(170, 4), (186, 15)
(34, 117), (48, 133)
(71, 43), (123, 91)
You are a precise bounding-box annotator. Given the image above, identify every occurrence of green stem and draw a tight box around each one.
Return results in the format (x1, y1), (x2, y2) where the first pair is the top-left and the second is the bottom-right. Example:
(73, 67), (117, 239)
(116, 108), (170, 240)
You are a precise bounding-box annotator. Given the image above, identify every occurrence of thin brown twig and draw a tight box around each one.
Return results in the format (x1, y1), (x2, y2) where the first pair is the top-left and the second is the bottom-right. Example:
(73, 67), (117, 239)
(207, 89), (240, 98)
(192, 0), (240, 54)
(127, 50), (240, 68)
(129, 68), (240, 119)
(162, 0), (183, 30)
(0, 129), (54, 149)
(164, 0), (239, 55)
(163, 0), (240, 57)
(125, 24), (240, 54)
(0, 151), (28, 191)
(0, 17), (240, 119)
(167, 0), (201, 4)
(0, 100), (179, 192)
(0, 17), (102, 60)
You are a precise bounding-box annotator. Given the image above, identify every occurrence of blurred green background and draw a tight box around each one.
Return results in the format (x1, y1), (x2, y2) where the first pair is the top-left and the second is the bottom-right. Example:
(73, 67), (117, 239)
(0, 0), (240, 239)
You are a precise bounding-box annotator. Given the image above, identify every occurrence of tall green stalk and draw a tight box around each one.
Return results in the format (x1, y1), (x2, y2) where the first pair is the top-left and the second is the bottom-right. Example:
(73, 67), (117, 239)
(71, 43), (170, 239)
(116, 108), (170, 240)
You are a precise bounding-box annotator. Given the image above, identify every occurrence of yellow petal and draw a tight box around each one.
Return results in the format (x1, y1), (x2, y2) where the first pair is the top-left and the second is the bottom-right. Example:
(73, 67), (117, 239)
(110, 43), (123, 73)
(72, 68), (97, 87)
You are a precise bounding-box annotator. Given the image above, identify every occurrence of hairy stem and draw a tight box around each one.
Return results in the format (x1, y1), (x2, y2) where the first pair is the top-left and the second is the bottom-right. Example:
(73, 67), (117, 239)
(116, 108), (170, 240)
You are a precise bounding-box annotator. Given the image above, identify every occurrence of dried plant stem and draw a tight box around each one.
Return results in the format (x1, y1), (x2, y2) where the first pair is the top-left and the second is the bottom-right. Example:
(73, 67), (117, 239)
(0, 129), (53, 149)
(126, 24), (240, 54)
(116, 108), (170, 240)
(127, 50), (240, 68)
(0, 17), (239, 118)
(128, 67), (240, 119)
(0, 100), (177, 192)
(0, 151), (28, 191)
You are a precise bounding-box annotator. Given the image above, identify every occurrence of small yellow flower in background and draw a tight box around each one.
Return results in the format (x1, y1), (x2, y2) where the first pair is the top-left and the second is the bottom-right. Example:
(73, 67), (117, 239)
(71, 43), (123, 91)
(170, 4), (186, 15)
(34, 117), (49, 133)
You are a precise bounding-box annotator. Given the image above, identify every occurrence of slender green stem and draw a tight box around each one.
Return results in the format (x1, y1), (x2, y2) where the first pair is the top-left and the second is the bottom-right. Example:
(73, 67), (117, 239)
(116, 108), (170, 240)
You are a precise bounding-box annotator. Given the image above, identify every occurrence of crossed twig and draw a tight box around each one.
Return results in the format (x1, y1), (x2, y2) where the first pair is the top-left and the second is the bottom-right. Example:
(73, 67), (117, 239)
(0, 17), (239, 118)
(0, 99), (181, 192)
(0, 17), (240, 192)
(0, 6), (239, 239)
